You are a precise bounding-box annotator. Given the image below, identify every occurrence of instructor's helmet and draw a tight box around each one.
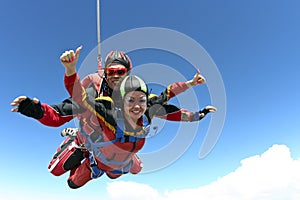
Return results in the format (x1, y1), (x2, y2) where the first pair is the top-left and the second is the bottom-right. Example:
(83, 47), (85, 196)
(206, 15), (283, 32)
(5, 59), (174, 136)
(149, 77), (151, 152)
(104, 50), (132, 71)
(119, 75), (148, 100)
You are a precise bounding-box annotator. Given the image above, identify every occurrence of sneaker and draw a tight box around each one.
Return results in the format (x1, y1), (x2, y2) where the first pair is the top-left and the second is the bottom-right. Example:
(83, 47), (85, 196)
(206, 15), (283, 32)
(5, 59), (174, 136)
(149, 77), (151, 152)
(61, 128), (78, 137)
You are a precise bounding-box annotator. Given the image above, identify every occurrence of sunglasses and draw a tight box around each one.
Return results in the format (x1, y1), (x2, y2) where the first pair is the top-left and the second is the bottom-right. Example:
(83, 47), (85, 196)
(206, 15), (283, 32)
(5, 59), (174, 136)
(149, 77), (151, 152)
(105, 67), (127, 76)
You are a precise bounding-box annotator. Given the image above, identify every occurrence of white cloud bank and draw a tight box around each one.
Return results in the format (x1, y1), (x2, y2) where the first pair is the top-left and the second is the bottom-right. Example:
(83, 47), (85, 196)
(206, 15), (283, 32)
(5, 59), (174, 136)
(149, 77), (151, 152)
(107, 144), (300, 200)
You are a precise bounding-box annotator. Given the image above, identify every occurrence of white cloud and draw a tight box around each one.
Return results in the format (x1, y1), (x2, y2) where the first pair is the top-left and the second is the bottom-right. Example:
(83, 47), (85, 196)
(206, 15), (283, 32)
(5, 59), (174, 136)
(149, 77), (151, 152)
(106, 144), (300, 200)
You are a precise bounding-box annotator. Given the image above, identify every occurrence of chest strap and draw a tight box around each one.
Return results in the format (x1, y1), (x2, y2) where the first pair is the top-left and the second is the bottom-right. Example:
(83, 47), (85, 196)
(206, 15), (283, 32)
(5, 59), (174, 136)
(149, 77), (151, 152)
(115, 109), (150, 143)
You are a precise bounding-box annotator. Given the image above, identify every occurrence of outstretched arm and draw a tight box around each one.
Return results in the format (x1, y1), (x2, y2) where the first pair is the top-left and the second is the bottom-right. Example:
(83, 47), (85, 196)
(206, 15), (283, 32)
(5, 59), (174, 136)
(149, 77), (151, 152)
(148, 102), (217, 122)
(147, 70), (217, 121)
(163, 105), (217, 122)
(10, 47), (101, 128)
(149, 70), (206, 105)
(10, 96), (75, 127)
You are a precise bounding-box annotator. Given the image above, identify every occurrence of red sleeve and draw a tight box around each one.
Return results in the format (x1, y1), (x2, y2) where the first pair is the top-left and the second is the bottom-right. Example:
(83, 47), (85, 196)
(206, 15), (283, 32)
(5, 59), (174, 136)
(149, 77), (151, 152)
(64, 73), (86, 107)
(36, 73), (86, 128)
(64, 73), (78, 96)
(37, 104), (74, 127)
(166, 82), (189, 100)
(158, 109), (199, 122)
(64, 72), (116, 132)
(159, 110), (183, 121)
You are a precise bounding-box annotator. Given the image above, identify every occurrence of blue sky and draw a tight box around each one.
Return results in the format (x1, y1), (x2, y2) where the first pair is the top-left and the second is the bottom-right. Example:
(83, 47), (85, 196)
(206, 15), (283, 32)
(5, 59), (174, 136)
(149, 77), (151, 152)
(2, 0), (300, 199)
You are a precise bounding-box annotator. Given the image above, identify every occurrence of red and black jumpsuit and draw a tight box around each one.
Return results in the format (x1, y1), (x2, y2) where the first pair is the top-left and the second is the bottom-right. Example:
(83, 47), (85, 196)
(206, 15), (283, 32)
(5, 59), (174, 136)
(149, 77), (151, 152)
(37, 72), (200, 188)
(61, 73), (202, 188)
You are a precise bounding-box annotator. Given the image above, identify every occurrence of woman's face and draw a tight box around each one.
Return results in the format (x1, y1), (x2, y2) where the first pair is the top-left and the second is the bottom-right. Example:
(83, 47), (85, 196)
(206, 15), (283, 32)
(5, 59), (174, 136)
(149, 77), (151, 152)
(123, 91), (147, 123)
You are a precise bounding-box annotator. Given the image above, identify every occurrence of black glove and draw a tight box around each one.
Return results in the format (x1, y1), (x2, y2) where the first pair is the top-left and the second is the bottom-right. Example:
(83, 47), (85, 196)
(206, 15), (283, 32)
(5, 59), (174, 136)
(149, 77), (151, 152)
(199, 108), (210, 120)
(18, 97), (44, 119)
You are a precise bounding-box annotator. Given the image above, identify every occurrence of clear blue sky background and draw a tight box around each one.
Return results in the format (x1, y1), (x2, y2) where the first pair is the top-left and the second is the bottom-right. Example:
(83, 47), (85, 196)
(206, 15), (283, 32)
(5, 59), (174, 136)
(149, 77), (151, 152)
(1, 0), (300, 199)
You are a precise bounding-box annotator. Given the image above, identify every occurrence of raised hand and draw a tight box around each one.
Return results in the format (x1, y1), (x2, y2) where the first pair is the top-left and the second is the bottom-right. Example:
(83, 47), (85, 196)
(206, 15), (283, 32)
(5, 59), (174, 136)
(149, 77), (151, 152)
(186, 69), (206, 87)
(60, 46), (82, 76)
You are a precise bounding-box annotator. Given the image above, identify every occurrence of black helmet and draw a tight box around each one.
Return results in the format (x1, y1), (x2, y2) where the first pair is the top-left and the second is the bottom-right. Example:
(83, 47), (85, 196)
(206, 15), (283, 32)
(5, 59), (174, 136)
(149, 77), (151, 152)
(119, 75), (148, 99)
(104, 50), (132, 70)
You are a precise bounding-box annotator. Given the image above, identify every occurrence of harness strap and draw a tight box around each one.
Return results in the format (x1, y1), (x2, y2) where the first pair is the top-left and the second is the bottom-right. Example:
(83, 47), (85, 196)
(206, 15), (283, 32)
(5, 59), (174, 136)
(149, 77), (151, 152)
(80, 111), (151, 178)
(89, 151), (104, 179)
(115, 110), (151, 143)
(79, 127), (131, 166)
(109, 161), (132, 175)
(116, 108), (126, 140)
(89, 150), (133, 178)
(93, 148), (131, 166)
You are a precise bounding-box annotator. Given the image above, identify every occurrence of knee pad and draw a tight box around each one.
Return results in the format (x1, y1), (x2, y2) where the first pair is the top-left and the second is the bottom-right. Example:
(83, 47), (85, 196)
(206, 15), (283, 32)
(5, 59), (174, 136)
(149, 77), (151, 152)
(67, 179), (81, 189)
(67, 159), (92, 188)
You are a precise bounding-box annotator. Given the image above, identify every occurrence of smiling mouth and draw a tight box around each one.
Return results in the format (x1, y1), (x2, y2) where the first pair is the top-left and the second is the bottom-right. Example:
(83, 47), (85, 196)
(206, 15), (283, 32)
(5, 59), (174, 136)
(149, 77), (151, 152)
(111, 78), (120, 81)
(131, 109), (142, 115)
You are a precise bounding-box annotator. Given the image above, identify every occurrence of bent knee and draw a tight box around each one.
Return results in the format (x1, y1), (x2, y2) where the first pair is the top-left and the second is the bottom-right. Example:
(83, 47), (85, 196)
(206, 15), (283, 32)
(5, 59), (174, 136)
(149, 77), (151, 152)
(67, 179), (82, 189)
(106, 172), (122, 179)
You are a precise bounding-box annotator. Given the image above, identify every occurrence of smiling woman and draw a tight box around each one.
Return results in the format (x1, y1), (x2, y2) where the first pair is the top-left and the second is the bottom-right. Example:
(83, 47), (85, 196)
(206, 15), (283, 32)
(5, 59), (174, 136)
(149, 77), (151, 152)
(120, 75), (149, 128)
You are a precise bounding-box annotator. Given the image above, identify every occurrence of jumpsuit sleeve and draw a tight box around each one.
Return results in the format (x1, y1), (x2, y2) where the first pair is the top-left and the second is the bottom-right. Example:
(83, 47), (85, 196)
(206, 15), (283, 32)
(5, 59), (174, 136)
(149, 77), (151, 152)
(147, 81), (202, 122)
(64, 73), (116, 126)
(157, 108), (202, 122)
(147, 103), (201, 122)
(148, 82), (189, 106)
(37, 103), (74, 127)
(35, 74), (100, 128)
(37, 97), (85, 127)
